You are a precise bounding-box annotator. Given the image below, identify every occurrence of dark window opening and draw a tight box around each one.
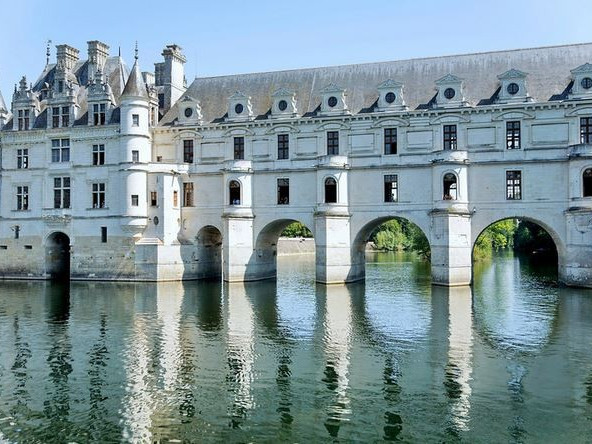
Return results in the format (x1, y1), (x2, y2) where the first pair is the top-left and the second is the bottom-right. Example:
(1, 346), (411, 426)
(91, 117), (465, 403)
(53, 177), (71, 209)
(17, 149), (29, 169)
(173, 190), (178, 207)
(93, 144), (105, 165)
(101, 227), (107, 243)
(385, 92), (396, 104)
(324, 177), (337, 203)
(132, 150), (139, 163)
(234, 137), (245, 160)
(17, 186), (29, 211)
(150, 191), (158, 207)
(132, 114), (139, 127)
(51, 139), (70, 162)
(507, 82), (520, 95)
(131, 195), (139, 206)
(506, 170), (522, 200)
(92, 183), (106, 208)
(444, 88), (455, 99)
(327, 96), (338, 108)
(14, 225), (20, 240)
(384, 128), (397, 155)
(183, 182), (194, 207)
(229, 180), (241, 205)
(183, 139), (194, 163)
(277, 178), (289, 205)
(235, 103), (244, 115)
(443, 125), (457, 150)
(327, 131), (339, 155)
(443, 173), (458, 200)
(384, 175), (398, 202)
(278, 100), (288, 111)
(583, 168), (592, 197)
(506, 121), (521, 149)
(581, 117), (592, 144)
(278, 134), (289, 159)
(93, 103), (106, 125)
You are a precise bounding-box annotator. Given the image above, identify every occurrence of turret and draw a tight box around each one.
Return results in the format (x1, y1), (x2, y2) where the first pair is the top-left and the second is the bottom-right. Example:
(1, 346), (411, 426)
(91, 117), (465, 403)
(119, 48), (151, 238)
(154, 44), (186, 115)
(11, 76), (39, 131)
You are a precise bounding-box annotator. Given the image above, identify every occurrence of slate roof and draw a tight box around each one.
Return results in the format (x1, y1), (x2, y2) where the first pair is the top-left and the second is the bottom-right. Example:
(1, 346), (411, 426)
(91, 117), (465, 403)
(161, 43), (592, 125)
(121, 59), (148, 98)
(0, 88), (6, 112)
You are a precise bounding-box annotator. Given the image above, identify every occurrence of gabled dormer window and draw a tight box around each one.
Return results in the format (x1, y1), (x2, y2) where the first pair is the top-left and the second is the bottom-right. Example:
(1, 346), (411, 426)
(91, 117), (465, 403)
(93, 103), (106, 125)
(17, 109), (30, 130)
(52, 106), (70, 128)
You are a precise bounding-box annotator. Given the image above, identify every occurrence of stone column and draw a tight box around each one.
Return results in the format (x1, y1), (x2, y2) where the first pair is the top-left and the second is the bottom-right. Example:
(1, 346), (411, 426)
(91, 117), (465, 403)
(430, 208), (472, 286)
(222, 211), (255, 282)
(315, 206), (353, 284)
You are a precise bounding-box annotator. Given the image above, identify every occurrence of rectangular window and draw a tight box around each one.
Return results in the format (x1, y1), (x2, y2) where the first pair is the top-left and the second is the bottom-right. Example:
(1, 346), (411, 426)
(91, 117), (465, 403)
(61, 106), (69, 127)
(150, 191), (158, 207)
(277, 178), (289, 205)
(277, 134), (289, 160)
(51, 139), (70, 162)
(92, 183), (106, 208)
(16, 186), (29, 211)
(18, 109), (30, 130)
(506, 121), (521, 149)
(327, 131), (339, 155)
(93, 103), (106, 126)
(234, 137), (245, 160)
(52, 107), (60, 128)
(443, 125), (457, 150)
(53, 176), (71, 209)
(581, 117), (592, 144)
(101, 227), (107, 243)
(132, 114), (139, 127)
(183, 140), (194, 163)
(506, 170), (522, 200)
(384, 175), (398, 202)
(14, 226), (20, 240)
(384, 128), (397, 155)
(173, 190), (178, 207)
(183, 182), (194, 207)
(132, 150), (139, 163)
(131, 195), (139, 206)
(17, 149), (29, 169)
(92, 144), (105, 165)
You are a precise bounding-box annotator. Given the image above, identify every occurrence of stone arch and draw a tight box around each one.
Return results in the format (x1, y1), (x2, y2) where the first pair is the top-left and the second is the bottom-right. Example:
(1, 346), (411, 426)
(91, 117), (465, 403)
(349, 215), (431, 282)
(195, 225), (223, 280)
(45, 231), (71, 281)
(252, 218), (315, 281)
(228, 179), (241, 205)
(442, 171), (458, 200)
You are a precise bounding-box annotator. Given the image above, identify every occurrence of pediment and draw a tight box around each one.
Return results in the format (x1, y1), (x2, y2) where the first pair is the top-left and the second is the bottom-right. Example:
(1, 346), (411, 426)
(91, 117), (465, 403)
(319, 83), (345, 94)
(173, 129), (203, 140)
(372, 117), (409, 128)
(316, 121), (350, 131)
(566, 106), (592, 117)
(229, 90), (248, 100)
(498, 68), (527, 80)
(571, 63), (592, 74)
(430, 114), (470, 124)
(435, 74), (463, 85)
(377, 79), (403, 89)
(271, 87), (294, 97)
(223, 126), (254, 137)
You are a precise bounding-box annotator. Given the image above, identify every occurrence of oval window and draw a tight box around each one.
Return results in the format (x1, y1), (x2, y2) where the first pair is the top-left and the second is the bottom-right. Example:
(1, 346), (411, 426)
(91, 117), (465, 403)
(184, 107), (193, 118)
(278, 100), (288, 111)
(385, 92), (396, 104)
(581, 77), (592, 90)
(507, 83), (520, 95)
(235, 103), (244, 114)
(444, 88), (455, 100)
(327, 96), (338, 108)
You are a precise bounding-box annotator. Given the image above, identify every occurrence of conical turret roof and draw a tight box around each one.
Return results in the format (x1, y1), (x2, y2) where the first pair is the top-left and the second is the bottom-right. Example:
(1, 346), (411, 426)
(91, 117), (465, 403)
(121, 58), (147, 99)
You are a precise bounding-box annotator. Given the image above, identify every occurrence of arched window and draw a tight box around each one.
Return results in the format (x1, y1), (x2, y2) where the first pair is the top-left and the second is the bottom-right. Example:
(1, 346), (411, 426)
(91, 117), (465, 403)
(324, 177), (337, 203)
(443, 173), (458, 200)
(584, 168), (592, 197)
(229, 180), (241, 205)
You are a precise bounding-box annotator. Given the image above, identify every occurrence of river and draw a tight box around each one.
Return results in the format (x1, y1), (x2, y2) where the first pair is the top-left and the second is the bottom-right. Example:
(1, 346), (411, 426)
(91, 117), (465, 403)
(0, 251), (590, 442)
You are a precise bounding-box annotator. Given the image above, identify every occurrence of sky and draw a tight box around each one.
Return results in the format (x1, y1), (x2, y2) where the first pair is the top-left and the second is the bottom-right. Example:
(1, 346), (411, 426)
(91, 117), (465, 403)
(0, 0), (591, 102)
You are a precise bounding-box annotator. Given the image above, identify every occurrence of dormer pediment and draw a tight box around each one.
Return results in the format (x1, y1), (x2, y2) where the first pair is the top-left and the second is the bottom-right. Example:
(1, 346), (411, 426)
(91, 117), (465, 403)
(177, 95), (203, 125)
(376, 79), (406, 112)
(570, 63), (592, 99)
(226, 91), (253, 122)
(496, 68), (531, 104)
(319, 83), (348, 116)
(270, 87), (297, 118)
(435, 73), (467, 108)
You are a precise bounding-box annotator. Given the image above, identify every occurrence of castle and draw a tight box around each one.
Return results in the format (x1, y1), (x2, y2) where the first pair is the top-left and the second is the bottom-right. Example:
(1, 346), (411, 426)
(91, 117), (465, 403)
(1, 41), (592, 286)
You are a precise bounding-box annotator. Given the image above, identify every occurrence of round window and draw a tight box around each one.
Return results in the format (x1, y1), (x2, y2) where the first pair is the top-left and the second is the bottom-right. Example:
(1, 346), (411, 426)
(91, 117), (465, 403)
(582, 77), (592, 90)
(278, 100), (288, 111)
(327, 96), (338, 108)
(184, 107), (193, 118)
(385, 92), (396, 104)
(235, 103), (244, 114)
(507, 82), (520, 95)
(444, 88), (455, 100)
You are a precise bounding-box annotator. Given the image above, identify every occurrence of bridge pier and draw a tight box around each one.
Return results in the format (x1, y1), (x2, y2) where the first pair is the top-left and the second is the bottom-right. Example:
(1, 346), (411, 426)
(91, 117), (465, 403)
(430, 209), (472, 286)
(315, 210), (355, 284)
(560, 210), (592, 287)
(222, 212), (256, 282)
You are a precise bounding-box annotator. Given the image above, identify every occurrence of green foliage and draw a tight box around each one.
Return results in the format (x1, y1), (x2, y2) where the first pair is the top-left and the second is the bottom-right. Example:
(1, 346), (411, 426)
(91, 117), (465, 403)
(513, 221), (556, 254)
(473, 219), (518, 260)
(281, 222), (313, 238)
(370, 218), (430, 258)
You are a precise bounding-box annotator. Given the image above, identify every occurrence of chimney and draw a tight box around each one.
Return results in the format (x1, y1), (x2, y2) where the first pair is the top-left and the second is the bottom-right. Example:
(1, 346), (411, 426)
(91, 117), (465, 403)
(87, 40), (110, 77)
(160, 44), (186, 112)
(56, 44), (80, 72)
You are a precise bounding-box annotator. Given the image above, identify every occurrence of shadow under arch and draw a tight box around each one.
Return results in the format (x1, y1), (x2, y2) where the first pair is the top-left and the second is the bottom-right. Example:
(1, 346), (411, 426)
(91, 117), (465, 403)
(471, 217), (559, 285)
(194, 225), (223, 280)
(45, 232), (71, 281)
(349, 216), (431, 283)
(251, 218), (315, 281)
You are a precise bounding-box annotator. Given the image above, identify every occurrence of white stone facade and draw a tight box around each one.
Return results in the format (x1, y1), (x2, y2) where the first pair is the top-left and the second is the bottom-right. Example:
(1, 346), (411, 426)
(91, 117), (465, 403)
(2, 41), (592, 286)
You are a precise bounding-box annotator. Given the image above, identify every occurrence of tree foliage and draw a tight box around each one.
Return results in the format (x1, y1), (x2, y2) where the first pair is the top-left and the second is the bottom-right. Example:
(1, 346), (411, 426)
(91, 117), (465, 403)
(281, 222), (313, 238)
(370, 219), (430, 258)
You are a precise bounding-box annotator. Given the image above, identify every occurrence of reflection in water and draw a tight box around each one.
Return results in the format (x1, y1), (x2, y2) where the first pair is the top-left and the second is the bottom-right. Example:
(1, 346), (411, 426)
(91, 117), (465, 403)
(0, 252), (591, 441)
(318, 285), (353, 438)
(226, 283), (256, 429)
